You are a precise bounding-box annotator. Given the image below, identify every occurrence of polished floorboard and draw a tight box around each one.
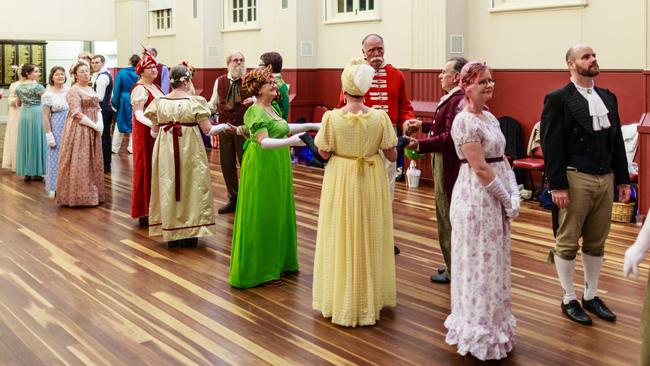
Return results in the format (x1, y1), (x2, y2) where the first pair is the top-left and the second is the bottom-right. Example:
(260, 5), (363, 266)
(0, 126), (647, 365)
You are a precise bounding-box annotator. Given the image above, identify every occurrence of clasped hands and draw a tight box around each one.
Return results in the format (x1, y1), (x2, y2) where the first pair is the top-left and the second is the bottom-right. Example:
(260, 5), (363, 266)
(401, 119), (422, 150)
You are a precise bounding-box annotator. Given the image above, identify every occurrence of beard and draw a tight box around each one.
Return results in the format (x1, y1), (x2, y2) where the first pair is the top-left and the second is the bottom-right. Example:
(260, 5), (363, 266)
(229, 64), (245, 79)
(576, 62), (600, 77)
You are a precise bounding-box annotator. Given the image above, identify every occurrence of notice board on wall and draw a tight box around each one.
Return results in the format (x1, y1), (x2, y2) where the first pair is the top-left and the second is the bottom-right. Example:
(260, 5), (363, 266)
(0, 40), (47, 87)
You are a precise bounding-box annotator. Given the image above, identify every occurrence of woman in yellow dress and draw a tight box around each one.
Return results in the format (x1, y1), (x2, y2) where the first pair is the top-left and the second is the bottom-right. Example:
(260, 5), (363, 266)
(312, 59), (398, 327)
(145, 64), (232, 248)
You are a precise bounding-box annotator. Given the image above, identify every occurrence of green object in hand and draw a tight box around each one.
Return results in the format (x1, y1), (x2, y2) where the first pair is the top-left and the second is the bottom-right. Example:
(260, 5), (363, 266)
(404, 148), (422, 160)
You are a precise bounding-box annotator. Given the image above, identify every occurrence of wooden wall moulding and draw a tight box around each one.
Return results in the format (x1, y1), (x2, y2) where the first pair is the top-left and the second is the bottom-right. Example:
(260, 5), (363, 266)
(0, 40), (47, 87)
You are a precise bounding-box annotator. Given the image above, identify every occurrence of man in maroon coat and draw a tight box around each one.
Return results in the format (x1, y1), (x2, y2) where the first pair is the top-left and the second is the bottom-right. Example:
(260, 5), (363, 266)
(405, 57), (467, 283)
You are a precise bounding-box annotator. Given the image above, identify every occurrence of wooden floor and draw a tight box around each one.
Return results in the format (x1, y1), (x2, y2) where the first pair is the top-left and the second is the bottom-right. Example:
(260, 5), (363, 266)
(0, 125), (647, 365)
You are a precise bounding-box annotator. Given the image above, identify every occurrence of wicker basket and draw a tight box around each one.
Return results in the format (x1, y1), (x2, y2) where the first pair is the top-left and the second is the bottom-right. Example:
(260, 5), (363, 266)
(611, 202), (635, 223)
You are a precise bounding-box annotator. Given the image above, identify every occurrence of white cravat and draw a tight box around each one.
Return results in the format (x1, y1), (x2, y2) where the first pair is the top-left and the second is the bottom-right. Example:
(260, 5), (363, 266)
(571, 79), (611, 131)
(439, 85), (461, 105)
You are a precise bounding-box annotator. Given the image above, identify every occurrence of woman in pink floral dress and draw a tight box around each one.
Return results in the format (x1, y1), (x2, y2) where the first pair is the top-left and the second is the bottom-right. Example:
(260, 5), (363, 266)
(444, 62), (520, 361)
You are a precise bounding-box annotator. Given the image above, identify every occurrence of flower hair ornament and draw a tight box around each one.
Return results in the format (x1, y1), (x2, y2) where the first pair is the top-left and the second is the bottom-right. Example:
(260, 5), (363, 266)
(69, 59), (89, 78)
(170, 63), (193, 85)
(180, 60), (196, 76)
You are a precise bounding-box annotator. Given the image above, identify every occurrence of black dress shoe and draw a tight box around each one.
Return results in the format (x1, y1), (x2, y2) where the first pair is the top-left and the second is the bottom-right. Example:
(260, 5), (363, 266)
(218, 200), (237, 214)
(138, 216), (149, 227)
(395, 173), (405, 182)
(167, 240), (181, 249)
(180, 238), (199, 248)
(394, 246), (400, 255)
(582, 296), (616, 322)
(430, 273), (450, 284)
(561, 300), (593, 325)
(437, 267), (447, 274)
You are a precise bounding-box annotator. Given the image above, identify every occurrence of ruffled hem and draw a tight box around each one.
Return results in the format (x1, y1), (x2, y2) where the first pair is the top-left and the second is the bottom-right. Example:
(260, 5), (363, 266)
(444, 314), (516, 361)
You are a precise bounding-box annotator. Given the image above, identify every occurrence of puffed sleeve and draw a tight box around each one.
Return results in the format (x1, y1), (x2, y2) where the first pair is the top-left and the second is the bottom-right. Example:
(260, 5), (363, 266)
(190, 96), (211, 121)
(244, 105), (270, 138)
(41, 92), (52, 108)
(130, 84), (148, 106)
(379, 110), (398, 149)
(35, 84), (45, 94)
(66, 86), (82, 121)
(144, 98), (159, 122)
(451, 111), (481, 146)
(314, 110), (334, 152)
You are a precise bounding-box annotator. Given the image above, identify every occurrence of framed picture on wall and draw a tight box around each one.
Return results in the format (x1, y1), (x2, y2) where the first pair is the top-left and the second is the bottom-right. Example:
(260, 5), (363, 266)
(0, 40), (47, 87)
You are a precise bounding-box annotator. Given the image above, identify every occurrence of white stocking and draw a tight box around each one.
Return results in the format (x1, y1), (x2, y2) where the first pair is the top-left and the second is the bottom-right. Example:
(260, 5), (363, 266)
(582, 253), (603, 301)
(554, 254), (577, 304)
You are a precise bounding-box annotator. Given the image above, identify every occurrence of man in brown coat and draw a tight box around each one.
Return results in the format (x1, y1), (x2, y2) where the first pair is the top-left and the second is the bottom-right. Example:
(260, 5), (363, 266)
(209, 52), (254, 213)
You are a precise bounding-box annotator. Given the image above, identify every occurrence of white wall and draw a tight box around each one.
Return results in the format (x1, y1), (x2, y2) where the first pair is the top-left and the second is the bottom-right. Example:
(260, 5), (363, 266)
(466, 0), (647, 69)
(0, 0), (115, 41)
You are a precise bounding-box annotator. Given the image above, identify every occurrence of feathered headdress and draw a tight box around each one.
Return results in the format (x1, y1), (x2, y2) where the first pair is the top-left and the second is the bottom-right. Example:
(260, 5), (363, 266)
(136, 55), (157, 75)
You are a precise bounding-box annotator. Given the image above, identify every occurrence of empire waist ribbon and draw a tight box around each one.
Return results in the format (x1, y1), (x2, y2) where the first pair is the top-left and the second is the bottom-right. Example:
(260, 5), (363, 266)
(333, 152), (377, 175)
(160, 122), (199, 201)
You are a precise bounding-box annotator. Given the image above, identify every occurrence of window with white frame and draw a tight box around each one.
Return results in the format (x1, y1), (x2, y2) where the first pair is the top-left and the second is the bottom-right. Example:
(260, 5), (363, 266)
(149, 0), (173, 34)
(224, 0), (258, 30)
(325, 0), (379, 24)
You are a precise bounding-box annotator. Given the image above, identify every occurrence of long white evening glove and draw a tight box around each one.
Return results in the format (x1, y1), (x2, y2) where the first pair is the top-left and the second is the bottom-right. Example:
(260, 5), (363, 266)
(208, 124), (232, 136)
(505, 170), (520, 220)
(134, 110), (153, 128)
(79, 115), (99, 130)
(288, 122), (320, 134)
(95, 111), (104, 134)
(624, 210), (650, 278)
(45, 132), (56, 148)
(235, 125), (250, 137)
(260, 133), (306, 150)
(485, 176), (512, 213)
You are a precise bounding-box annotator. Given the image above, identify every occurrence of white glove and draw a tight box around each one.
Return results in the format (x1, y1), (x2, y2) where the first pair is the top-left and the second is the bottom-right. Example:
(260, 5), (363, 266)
(79, 115), (98, 130)
(150, 129), (158, 139)
(260, 133), (306, 149)
(208, 124), (232, 136)
(45, 132), (56, 148)
(505, 170), (520, 220)
(484, 176), (512, 210)
(624, 244), (648, 279)
(236, 125), (250, 137)
(95, 111), (104, 134)
(624, 210), (650, 278)
(506, 194), (520, 220)
(288, 122), (321, 134)
(135, 110), (153, 128)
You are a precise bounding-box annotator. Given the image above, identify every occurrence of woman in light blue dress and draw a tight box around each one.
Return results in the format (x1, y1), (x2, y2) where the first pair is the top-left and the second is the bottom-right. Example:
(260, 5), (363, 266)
(15, 64), (46, 181)
(42, 66), (69, 195)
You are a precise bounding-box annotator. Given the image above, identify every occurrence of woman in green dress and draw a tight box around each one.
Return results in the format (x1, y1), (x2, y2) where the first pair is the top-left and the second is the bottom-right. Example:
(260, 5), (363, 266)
(14, 64), (46, 181)
(229, 66), (319, 288)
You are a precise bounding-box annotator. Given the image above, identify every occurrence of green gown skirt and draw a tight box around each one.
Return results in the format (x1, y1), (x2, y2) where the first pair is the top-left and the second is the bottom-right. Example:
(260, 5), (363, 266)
(229, 142), (299, 288)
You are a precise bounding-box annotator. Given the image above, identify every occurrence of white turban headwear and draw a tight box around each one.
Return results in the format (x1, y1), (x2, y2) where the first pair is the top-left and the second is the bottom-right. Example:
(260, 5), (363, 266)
(341, 58), (375, 97)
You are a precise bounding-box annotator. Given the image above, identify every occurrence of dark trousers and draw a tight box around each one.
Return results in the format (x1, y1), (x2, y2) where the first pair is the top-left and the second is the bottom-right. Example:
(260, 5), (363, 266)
(219, 131), (246, 200)
(395, 125), (404, 169)
(100, 108), (114, 172)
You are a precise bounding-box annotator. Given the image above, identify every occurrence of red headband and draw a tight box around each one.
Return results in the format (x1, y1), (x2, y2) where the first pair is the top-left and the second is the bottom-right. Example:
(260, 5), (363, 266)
(136, 55), (157, 75)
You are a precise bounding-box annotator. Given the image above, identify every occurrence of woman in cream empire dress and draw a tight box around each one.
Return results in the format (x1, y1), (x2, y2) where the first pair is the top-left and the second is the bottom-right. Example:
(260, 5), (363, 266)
(312, 59), (398, 327)
(145, 95), (217, 245)
(2, 77), (28, 171)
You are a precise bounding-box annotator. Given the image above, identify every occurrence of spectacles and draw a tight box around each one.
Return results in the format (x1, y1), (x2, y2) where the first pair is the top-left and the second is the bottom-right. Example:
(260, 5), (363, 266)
(477, 78), (496, 86)
(231, 58), (244, 62)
